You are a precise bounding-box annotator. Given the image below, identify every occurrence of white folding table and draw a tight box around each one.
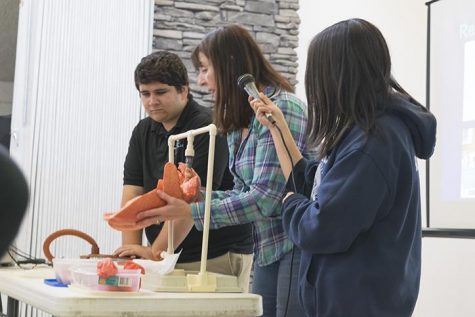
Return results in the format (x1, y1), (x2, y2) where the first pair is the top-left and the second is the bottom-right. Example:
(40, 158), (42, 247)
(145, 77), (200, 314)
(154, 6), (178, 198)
(0, 267), (262, 317)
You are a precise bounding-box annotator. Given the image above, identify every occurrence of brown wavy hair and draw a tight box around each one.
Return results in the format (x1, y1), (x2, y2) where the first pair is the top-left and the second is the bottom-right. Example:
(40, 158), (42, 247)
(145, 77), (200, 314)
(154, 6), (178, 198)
(192, 24), (293, 133)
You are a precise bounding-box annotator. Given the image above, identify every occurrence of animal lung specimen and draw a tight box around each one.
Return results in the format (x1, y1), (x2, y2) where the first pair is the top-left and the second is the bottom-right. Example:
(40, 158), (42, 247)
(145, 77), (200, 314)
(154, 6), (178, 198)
(104, 162), (200, 231)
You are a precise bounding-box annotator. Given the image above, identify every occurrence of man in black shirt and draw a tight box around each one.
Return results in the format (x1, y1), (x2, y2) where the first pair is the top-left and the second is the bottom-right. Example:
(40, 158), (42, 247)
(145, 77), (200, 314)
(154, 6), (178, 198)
(113, 51), (254, 291)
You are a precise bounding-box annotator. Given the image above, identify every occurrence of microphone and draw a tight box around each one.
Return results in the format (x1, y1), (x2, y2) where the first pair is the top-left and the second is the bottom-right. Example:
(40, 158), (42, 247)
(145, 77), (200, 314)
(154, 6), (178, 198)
(237, 74), (276, 124)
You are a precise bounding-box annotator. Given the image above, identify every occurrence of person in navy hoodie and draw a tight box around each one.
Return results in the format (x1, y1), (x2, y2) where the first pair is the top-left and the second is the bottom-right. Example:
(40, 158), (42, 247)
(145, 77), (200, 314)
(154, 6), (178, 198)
(249, 18), (437, 317)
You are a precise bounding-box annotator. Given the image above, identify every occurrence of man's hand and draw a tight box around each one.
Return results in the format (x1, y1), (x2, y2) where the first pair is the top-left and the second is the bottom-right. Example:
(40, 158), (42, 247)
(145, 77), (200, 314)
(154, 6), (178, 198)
(113, 244), (161, 260)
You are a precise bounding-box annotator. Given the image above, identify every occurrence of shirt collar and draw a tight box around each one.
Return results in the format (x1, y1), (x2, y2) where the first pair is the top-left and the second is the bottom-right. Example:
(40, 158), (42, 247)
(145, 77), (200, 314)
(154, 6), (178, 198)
(263, 86), (280, 99)
(150, 94), (195, 136)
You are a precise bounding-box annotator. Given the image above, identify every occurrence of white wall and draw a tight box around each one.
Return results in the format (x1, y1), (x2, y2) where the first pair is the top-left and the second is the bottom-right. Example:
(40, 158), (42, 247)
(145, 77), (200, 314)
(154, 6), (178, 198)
(296, 0), (427, 103)
(10, 0), (153, 268)
(297, 1), (475, 316)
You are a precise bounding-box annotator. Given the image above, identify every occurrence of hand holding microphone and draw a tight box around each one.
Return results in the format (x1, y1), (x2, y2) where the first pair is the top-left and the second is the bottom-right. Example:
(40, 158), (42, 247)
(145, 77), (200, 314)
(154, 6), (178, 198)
(238, 73), (286, 128)
(238, 74), (300, 193)
(237, 74), (276, 125)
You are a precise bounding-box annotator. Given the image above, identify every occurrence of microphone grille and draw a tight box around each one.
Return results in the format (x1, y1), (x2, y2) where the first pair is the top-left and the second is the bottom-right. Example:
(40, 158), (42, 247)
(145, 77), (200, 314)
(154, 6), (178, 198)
(237, 73), (255, 89)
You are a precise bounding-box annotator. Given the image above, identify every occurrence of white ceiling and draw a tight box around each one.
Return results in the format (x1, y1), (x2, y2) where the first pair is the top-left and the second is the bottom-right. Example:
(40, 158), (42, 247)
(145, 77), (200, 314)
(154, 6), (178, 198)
(0, 0), (19, 82)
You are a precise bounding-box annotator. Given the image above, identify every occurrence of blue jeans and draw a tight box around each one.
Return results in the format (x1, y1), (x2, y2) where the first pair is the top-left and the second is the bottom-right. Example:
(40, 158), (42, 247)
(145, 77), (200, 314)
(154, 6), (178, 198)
(252, 248), (305, 317)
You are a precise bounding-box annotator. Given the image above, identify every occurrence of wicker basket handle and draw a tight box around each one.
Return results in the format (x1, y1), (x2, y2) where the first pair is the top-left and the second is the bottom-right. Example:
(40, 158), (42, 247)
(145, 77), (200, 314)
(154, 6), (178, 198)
(43, 229), (100, 262)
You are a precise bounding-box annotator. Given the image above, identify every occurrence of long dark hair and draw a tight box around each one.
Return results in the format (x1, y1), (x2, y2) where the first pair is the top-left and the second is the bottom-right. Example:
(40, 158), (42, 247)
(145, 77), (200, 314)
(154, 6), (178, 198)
(192, 24), (293, 133)
(305, 18), (424, 158)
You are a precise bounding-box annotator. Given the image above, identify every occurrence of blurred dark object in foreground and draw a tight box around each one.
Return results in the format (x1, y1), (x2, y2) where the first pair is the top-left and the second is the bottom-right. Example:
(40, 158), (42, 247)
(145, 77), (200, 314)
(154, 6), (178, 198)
(0, 144), (29, 256)
(0, 115), (12, 149)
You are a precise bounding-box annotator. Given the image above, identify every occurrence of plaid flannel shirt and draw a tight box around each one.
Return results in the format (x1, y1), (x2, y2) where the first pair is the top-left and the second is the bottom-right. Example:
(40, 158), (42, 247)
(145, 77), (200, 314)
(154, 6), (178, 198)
(191, 89), (310, 266)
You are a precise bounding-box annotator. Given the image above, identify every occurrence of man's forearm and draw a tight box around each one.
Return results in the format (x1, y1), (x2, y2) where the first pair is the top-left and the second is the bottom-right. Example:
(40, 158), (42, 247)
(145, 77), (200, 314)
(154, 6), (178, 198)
(151, 218), (194, 258)
(122, 230), (142, 245)
(120, 185), (145, 245)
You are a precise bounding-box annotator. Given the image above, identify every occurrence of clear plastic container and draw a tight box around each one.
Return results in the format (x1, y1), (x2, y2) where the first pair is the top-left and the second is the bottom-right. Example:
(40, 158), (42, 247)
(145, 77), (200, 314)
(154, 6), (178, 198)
(70, 267), (141, 292)
(52, 258), (98, 285)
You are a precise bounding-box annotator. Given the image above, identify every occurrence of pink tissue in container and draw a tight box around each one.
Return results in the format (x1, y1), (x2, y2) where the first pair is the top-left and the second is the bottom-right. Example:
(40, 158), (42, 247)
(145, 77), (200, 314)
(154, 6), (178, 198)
(70, 268), (141, 292)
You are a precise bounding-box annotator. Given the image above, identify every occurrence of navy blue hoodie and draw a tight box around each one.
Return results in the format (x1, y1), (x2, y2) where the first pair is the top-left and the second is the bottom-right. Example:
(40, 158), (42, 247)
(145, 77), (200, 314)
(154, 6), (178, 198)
(283, 95), (437, 317)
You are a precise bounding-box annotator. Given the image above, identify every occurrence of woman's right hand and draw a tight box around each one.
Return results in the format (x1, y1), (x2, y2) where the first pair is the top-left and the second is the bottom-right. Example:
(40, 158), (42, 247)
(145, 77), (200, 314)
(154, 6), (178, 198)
(249, 92), (286, 129)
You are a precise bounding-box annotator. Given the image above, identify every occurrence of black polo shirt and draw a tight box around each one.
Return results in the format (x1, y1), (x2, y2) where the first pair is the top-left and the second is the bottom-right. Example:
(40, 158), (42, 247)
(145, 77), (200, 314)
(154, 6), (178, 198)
(123, 96), (253, 262)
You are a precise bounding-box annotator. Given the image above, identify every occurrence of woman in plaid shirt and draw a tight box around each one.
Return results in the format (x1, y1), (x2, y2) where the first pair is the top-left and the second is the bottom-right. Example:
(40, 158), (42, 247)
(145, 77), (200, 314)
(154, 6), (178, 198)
(136, 24), (312, 316)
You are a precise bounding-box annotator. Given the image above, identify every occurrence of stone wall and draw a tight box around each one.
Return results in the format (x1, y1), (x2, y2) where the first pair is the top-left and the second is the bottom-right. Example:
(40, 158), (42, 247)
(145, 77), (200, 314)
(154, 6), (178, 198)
(153, 0), (300, 108)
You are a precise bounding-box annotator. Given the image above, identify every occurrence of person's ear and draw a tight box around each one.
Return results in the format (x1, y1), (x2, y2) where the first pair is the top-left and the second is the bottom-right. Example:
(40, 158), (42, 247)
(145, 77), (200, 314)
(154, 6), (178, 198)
(180, 86), (189, 98)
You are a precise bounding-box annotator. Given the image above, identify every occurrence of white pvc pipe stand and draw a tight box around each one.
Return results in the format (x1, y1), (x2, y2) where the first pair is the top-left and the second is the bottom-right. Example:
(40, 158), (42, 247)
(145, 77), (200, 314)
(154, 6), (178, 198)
(166, 124), (217, 291)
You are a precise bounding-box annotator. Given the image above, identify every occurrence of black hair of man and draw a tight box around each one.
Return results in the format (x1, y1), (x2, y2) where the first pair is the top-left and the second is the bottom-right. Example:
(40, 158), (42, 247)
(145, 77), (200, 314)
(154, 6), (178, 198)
(134, 51), (189, 92)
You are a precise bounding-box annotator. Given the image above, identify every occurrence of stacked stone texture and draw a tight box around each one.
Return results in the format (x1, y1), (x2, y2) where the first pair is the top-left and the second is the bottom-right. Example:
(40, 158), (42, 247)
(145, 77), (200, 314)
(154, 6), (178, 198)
(153, 0), (300, 108)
